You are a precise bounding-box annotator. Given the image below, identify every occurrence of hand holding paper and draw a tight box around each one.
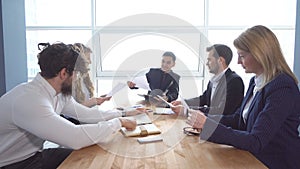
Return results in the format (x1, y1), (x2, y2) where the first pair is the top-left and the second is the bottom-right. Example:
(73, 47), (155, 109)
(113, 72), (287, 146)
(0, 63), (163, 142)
(131, 75), (151, 91)
(94, 95), (111, 105)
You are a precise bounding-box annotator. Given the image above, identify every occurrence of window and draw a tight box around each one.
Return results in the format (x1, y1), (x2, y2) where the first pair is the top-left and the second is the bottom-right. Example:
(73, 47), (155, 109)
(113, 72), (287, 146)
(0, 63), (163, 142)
(25, 0), (297, 97)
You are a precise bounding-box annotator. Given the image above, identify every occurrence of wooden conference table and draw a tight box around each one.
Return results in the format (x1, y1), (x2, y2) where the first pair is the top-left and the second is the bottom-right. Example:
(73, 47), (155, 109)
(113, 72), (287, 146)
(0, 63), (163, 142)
(58, 104), (267, 169)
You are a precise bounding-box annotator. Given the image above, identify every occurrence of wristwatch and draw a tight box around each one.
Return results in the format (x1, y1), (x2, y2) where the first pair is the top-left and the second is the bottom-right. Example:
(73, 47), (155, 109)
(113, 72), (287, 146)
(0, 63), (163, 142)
(121, 110), (126, 117)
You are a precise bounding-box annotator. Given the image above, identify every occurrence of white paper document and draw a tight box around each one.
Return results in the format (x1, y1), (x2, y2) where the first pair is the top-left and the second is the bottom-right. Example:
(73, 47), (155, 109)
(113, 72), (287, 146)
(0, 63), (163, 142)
(131, 75), (151, 91)
(154, 108), (175, 115)
(137, 135), (163, 144)
(107, 82), (127, 97)
(131, 113), (152, 125)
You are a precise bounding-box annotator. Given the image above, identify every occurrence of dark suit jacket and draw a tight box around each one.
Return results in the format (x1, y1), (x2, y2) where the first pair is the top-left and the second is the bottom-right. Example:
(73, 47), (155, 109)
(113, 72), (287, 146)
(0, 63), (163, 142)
(146, 68), (180, 102)
(201, 73), (300, 169)
(185, 68), (244, 115)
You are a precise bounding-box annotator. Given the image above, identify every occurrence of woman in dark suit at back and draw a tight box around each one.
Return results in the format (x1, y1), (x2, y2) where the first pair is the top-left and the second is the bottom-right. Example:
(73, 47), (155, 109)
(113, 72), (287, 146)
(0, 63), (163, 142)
(186, 25), (300, 169)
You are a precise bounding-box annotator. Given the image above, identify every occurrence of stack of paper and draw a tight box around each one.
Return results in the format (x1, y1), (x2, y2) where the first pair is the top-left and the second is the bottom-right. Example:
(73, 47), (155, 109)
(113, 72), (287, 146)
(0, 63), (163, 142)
(137, 135), (163, 144)
(131, 113), (152, 125)
(154, 108), (175, 115)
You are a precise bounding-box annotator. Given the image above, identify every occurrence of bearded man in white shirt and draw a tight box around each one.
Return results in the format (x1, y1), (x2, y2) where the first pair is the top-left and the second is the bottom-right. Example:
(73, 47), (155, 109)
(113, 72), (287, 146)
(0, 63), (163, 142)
(0, 42), (141, 169)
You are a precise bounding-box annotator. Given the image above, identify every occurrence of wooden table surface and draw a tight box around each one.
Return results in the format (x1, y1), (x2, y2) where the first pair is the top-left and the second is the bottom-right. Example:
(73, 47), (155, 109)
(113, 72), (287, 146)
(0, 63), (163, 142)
(58, 111), (267, 169)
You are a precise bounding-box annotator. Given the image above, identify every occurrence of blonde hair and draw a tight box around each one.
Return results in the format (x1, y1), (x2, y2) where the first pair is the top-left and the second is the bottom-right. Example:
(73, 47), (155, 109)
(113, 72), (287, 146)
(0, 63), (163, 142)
(72, 43), (94, 103)
(234, 25), (298, 87)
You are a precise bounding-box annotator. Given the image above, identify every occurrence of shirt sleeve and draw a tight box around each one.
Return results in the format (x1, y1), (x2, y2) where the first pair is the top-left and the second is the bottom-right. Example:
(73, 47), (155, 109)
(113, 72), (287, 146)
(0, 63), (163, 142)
(12, 94), (122, 150)
(61, 97), (122, 124)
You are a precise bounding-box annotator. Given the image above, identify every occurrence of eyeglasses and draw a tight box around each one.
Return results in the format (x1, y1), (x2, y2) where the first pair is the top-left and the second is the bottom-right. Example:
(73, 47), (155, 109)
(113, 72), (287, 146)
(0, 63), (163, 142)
(183, 127), (202, 136)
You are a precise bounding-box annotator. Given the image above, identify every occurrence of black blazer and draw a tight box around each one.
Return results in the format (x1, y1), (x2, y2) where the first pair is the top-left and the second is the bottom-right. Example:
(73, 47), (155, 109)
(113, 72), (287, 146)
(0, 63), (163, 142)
(146, 68), (180, 102)
(186, 68), (244, 115)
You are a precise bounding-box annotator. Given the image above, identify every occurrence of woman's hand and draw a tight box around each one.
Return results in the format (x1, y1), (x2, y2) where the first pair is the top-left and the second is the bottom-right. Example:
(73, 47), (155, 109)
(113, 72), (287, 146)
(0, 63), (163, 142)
(95, 94), (112, 105)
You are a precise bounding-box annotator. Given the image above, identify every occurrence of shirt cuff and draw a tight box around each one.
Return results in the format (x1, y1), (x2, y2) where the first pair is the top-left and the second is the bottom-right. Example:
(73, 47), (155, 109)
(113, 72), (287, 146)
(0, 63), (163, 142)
(107, 118), (122, 132)
(116, 110), (123, 117)
(184, 107), (188, 117)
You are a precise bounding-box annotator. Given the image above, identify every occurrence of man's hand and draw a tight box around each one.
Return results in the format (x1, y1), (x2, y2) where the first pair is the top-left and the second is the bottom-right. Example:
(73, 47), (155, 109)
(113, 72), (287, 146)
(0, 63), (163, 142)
(186, 109), (206, 129)
(127, 81), (136, 88)
(170, 105), (185, 115)
(119, 118), (137, 131)
(171, 100), (181, 106)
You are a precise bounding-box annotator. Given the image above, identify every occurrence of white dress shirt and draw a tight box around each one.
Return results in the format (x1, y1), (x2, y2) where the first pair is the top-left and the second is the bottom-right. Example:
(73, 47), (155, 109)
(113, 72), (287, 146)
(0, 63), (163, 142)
(242, 74), (264, 123)
(210, 68), (228, 101)
(0, 73), (122, 167)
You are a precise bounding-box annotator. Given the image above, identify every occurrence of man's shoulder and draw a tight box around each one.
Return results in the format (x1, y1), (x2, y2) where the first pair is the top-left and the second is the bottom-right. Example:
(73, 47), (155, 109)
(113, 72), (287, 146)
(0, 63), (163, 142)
(148, 68), (180, 79)
(224, 69), (244, 88)
(149, 68), (160, 71)
(147, 68), (161, 77)
(225, 68), (242, 80)
(169, 70), (180, 76)
(169, 71), (180, 80)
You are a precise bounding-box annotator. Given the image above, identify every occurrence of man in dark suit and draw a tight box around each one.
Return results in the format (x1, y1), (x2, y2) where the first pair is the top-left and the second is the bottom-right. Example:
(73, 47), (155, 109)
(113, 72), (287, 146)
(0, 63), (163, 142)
(172, 44), (244, 115)
(128, 51), (180, 103)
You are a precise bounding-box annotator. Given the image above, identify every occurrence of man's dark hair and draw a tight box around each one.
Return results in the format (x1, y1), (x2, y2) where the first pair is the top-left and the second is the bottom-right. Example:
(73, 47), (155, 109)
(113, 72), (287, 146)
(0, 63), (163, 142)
(37, 42), (79, 78)
(162, 51), (176, 62)
(206, 44), (233, 66)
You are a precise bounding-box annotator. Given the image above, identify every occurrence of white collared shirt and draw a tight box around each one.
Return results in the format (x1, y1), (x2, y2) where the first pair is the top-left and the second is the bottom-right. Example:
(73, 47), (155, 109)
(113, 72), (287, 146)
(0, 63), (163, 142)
(242, 74), (264, 123)
(210, 68), (228, 101)
(0, 73), (122, 167)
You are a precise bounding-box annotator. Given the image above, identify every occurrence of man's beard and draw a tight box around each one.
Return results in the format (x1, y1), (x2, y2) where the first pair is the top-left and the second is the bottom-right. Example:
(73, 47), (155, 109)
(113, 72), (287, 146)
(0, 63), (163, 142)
(61, 79), (72, 97)
(209, 64), (220, 75)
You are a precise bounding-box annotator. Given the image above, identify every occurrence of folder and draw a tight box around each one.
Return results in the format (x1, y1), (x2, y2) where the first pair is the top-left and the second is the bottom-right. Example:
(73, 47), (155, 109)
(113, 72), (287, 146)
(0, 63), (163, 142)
(120, 123), (161, 137)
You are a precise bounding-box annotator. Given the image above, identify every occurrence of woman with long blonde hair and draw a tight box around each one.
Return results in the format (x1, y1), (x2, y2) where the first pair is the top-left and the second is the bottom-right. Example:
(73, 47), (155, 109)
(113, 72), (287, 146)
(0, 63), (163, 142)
(73, 43), (111, 107)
